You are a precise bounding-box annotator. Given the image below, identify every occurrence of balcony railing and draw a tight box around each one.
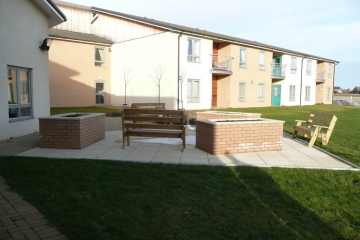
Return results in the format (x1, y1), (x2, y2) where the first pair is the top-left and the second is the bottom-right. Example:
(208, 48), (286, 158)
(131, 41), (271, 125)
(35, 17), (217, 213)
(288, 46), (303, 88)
(271, 63), (286, 78)
(211, 54), (233, 74)
(316, 70), (326, 82)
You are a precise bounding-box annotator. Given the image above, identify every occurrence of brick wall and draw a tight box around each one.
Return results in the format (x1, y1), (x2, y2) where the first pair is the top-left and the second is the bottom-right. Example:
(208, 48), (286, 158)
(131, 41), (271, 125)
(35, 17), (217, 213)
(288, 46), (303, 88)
(196, 112), (261, 120)
(39, 115), (105, 149)
(196, 121), (283, 155)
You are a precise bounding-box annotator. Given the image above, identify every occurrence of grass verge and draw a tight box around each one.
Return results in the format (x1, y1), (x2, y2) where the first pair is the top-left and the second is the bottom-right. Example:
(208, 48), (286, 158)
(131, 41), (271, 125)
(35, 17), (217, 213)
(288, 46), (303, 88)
(51, 106), (122, 116)
(1, 157), (360, 240)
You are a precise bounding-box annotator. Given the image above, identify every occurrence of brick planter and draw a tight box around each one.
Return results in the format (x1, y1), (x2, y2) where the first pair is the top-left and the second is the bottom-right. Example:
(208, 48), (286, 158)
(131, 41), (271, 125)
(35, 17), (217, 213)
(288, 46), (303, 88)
(39, 113), (105, 149)
(196, 118), (284, 155)
(196, 111), (261, 120)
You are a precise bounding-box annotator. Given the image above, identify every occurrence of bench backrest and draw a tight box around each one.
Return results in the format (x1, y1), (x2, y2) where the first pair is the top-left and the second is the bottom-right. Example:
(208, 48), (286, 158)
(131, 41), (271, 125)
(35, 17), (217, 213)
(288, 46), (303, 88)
(122, 108), (185, 130)
(131, 103), (166, 109)
(307, 111), (337, 129)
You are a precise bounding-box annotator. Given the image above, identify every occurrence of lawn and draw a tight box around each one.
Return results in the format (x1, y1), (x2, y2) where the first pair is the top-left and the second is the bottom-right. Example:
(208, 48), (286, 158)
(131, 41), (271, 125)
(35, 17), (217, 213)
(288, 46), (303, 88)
(50, 106), (122, 116)
(1, 157), (360, 240)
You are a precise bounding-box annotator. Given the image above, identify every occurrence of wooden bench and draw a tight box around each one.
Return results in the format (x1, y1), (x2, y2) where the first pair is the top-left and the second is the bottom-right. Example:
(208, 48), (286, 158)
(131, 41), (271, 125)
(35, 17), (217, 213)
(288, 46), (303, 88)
(122, 108), (186, 151)
(292, 111), (337, 147)
(131, 103), (166, 109)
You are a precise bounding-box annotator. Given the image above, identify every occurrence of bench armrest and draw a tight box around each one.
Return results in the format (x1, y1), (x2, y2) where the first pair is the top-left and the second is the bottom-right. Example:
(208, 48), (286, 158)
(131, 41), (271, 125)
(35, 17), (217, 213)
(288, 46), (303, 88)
(313, 124), (328, 130)
(294, 120), (306, 126)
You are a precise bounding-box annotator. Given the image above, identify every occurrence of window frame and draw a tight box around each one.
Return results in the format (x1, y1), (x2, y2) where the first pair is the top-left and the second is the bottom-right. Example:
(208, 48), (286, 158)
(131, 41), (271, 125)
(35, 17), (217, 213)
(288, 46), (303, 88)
(95, 81), (106, 105)
(306, 59), (312, 75)
(328, 63), (332, 78)
(239, 82), (246, 102)
(290, 57), (297, 74)
(289, 85), (296, 101)
(94, 47), (106, 67)
(305, 86), (310, 101)
(259, 51), (266, 70)
(187, 38), (201, 63)
(327, 87), (331, 101)
(239, 48), (247, 68)
(7, 66), (33, 121)
(258, 83), (265, 102)
(187, 79), (200, 103)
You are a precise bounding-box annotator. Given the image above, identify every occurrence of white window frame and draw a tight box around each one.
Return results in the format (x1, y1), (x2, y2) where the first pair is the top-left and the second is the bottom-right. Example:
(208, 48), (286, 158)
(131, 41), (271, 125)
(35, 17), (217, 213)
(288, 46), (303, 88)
(7, 66), (32, 121)
(290, 57), (297, 74)
(289, 85), (296, 101)
(328, 63), (332, 78)
(95, 81), (106, 105)
(239, 82), (246, 102)
(259, 51), (266, 70)
(94, 47), (106, 67)
(239, 48), (247, 68)
(305, 86), (310, 101)
(187, 38), (201, 63)
(187, 79), (200, 103)
(258, 83), (265, 102)
(327, 87), (331, 101)
(306, 59), (312, 75)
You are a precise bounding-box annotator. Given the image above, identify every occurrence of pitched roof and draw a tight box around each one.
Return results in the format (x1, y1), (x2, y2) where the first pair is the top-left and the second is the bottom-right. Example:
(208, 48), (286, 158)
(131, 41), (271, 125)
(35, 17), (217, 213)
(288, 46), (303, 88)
(48, 29), (113, 45)
(31, 0), (67, 27)
(92, 6), (339, 63)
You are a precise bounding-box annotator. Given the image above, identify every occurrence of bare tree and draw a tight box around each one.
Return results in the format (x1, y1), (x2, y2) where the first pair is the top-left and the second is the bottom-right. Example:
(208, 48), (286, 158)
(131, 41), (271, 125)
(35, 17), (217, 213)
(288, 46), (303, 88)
(119, 66), (134, 106)
(149, 63), (166, 103)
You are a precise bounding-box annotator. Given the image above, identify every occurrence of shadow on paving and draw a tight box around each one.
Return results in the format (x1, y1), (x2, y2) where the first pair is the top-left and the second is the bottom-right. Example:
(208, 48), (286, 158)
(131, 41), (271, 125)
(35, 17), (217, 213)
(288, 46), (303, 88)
(0, 157), (350, 239)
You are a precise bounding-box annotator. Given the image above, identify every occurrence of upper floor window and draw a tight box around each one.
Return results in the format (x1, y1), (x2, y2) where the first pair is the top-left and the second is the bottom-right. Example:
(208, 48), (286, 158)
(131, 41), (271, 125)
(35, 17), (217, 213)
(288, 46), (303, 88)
(240, 48), (247, 68)
(305, 86), (310, 101)
(290, 57), (297, 74)
(7, 66), (32, 120)
(258, 83), (265, 102)
(289, 85), (295, 101)
(95, 47), (105, 67)
(259, 51), (266, 70)
(187, 79), (200, 102)
(239, 82), (246, 102)
(306, 59), (312, 75)
(328, 63), (332, 78)
(188, 38), (200, 63)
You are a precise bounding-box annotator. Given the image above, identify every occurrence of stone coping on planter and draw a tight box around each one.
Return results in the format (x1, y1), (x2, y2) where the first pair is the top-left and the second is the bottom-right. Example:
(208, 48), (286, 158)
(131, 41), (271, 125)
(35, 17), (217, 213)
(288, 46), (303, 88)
(39, 112), (105, 120)
(196, 118), (285, 125)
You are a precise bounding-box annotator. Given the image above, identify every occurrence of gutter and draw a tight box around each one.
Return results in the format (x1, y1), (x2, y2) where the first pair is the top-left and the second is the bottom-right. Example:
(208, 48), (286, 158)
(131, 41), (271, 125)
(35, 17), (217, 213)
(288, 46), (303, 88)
(46, 0), (67, 21)
(299, 56), (307, 106)
(332, 62), (339, 104)
(177, 32), (183, 110)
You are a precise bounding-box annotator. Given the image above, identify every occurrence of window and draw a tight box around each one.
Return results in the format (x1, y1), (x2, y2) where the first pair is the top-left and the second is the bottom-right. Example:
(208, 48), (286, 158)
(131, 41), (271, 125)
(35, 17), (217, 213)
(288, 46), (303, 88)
(328, 63), (332, 78)
(327, 87), (331, 101)
(187, 79), (200, 102)
(239, 82), (246, 102)
(240, 48), (247, 68)
(305, 86), (310, 101)
(306, 59), (312, 75)
(289, 85), (295, 101)
(7, 66), (32, 120)
(187, 38), (200, 62)
(259, 51), (266, 70)
(95, 82), (105, 105)
(258, 83), (265, 102)
(290, 57), (297, 74)
(95, 47), (105, 67)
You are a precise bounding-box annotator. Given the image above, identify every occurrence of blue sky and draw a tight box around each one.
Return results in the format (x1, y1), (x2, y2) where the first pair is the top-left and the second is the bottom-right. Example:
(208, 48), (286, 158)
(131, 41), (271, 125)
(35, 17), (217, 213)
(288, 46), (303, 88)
(64, 0), (360, 89)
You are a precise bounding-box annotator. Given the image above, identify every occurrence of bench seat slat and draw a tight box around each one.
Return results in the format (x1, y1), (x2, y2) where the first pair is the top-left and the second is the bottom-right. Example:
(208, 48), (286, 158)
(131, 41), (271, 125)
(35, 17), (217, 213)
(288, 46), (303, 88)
(125, 123), (183, 130)
(124, 116), (183, 123)
(125, 109), (184, 115)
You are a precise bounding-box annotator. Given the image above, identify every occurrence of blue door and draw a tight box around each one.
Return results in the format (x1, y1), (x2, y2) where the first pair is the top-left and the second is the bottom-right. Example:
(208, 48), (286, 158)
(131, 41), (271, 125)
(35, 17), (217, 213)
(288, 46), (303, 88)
(272, 85), (281, 106)
(272, 56), (282, 76)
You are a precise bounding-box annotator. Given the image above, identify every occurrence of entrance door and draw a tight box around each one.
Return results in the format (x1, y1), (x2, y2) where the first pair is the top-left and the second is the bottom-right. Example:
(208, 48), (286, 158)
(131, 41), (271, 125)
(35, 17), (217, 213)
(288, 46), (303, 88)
(95, 82), (105, 105)
(272, 85), (281, 106)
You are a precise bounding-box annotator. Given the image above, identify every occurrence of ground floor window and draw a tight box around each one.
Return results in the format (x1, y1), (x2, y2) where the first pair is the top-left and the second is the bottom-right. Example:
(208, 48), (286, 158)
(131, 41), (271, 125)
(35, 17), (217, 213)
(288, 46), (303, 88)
(239, 82), (246, 102)
(327, 87), (331, 101)
(258, 83), (265, 102)
(95, 81), (105, 105)
(187, 79), (200, 103)
(7, 66), (32, 120)
(289, 85), (295, 101)
(305, 86), (310, 101)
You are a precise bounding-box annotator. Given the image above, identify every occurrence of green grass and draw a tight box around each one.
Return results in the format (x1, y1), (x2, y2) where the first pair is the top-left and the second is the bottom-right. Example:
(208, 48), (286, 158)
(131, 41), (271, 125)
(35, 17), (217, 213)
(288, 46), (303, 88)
(50, 106), (122, 115)
(1, 157), (360, 240)
(216, 105), (360, 166)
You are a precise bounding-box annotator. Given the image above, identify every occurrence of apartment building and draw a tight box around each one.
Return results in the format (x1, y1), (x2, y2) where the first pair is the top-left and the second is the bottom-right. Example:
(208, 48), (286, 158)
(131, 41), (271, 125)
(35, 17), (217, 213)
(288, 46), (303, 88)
(51, 0), (338, 110)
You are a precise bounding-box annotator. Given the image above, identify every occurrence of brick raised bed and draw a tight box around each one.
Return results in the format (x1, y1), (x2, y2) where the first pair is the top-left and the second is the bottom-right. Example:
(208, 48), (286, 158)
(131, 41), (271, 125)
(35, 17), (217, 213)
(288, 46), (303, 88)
(196, 118), (284, 155)
(39, 113), (105, 149)
(196, 111), (261, 120)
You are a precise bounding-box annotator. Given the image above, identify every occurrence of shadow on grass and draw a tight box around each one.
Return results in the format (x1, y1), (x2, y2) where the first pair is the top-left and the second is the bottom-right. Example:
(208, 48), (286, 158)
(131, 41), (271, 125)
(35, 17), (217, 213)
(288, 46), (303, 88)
(0, 157), (350, 239)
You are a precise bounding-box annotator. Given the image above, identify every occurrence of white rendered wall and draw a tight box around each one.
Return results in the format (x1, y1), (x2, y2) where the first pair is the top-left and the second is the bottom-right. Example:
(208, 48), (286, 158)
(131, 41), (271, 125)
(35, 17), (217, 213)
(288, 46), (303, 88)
(111, 32), (212, 110)
(0, 0), (51, 141)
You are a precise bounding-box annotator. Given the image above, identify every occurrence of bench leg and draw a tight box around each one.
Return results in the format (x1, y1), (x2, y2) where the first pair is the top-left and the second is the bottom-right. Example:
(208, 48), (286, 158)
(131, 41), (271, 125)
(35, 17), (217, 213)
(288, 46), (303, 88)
(308, 130), (319, 148)
(122, 134), (126, 149)
(292, 129), (298, 139)
(127, 136), (130, 146)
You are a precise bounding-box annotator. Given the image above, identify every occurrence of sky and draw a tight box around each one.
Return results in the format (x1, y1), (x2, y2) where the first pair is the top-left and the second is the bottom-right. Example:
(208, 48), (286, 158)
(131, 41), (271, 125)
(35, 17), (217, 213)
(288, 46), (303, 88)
(64, 0), (360, 89)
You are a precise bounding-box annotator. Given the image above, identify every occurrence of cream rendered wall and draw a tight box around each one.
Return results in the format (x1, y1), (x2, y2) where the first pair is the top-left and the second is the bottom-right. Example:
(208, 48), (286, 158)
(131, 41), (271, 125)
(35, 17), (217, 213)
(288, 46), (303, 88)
(0, 0), (52, 140)
(217, 44), (272, 108)
(49, 39), (111, 107)
(316, 62), (334, 104)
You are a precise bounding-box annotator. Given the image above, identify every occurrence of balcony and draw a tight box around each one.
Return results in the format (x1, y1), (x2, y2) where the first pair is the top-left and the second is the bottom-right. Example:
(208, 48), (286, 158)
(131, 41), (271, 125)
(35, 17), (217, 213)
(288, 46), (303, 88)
(271, 63), (286, 79)
(316, 70), (326, 82)
(210, 54), (233, 75)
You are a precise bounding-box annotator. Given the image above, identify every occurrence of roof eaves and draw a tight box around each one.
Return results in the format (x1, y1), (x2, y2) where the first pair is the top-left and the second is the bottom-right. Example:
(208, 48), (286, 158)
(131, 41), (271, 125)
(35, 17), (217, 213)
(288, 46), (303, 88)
(45, 0), (67, 21)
